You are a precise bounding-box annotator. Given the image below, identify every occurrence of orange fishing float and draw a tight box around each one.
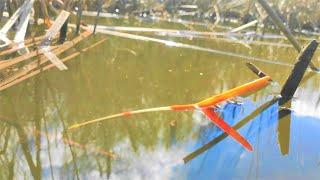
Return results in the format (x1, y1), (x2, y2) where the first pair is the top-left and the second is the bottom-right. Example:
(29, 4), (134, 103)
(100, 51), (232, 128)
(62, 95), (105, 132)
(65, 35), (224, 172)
(171, 76), (271, 110)
(69, 76), (271, 151)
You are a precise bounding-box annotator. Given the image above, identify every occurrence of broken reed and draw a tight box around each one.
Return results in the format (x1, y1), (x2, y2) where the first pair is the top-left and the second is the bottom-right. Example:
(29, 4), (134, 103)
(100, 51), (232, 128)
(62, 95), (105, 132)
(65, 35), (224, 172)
(0, 35), (106, 91)
(0, 30), (93, 90)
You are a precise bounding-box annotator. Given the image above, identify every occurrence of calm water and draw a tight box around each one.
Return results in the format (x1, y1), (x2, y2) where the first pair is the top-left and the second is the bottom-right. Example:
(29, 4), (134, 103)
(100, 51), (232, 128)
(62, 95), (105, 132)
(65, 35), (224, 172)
(1, 18), (320, 179)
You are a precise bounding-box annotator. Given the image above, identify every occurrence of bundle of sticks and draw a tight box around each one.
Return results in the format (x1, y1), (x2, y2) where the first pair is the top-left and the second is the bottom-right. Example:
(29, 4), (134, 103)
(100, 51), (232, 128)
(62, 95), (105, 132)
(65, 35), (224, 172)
(0, 30), (107, 91)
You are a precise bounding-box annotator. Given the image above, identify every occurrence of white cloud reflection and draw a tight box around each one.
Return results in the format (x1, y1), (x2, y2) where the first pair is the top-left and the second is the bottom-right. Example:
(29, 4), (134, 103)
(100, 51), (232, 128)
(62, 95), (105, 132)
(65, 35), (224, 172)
(293, 88), (320, 117)
(108, 139), (186, 180)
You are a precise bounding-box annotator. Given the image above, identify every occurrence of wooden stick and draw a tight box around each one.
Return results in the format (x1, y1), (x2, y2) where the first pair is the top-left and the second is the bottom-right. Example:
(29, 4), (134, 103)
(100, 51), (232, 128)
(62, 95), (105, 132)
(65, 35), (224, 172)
(39, 10), (70, 70)
(230, 20), (258, 33)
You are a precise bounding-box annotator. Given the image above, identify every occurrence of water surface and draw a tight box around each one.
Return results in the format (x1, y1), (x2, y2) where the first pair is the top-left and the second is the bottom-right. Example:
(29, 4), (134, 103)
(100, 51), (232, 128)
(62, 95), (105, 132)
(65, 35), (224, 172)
(0, 19), (320, 179)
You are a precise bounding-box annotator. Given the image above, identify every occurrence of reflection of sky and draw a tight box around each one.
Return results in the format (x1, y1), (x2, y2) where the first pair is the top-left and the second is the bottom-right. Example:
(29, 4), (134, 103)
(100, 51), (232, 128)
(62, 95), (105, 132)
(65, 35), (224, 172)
(16, 92), (320, 179)
(110, 140), (187, 180)
(179, 97), (320, 180)
(294, 88), (320, 117)
(48, 96), (319, 179)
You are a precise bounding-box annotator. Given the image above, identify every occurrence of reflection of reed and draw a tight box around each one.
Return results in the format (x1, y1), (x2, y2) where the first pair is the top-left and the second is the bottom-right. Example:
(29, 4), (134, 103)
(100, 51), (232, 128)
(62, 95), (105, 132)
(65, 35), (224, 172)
(31, 129), (116, 158)
(0, 124), (10, 155)
(277, 107), (291, 155)
(45, 76), (80, 180)
(42, 103), (55, 180)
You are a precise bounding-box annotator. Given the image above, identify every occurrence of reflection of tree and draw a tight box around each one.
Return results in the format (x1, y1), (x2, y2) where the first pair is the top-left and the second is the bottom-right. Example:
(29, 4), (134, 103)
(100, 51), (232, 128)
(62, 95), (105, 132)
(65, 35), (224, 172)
(1, 95), (40, 179)
(0, 75), (80, 179)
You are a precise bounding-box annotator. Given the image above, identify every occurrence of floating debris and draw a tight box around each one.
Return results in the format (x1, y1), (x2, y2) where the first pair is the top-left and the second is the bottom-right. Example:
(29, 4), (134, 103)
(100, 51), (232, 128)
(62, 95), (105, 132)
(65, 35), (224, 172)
(38, 10), (70, 71)
(81, 10), (127, 19)
(229, 20), (258, 33)
(0, 34), (105, 91)
(0, 0), (34, 51)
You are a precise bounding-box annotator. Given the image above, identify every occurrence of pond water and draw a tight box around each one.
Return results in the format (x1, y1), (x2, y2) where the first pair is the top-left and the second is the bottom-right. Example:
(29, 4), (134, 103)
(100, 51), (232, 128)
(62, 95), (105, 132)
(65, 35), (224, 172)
(0, 18), (320, 179)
